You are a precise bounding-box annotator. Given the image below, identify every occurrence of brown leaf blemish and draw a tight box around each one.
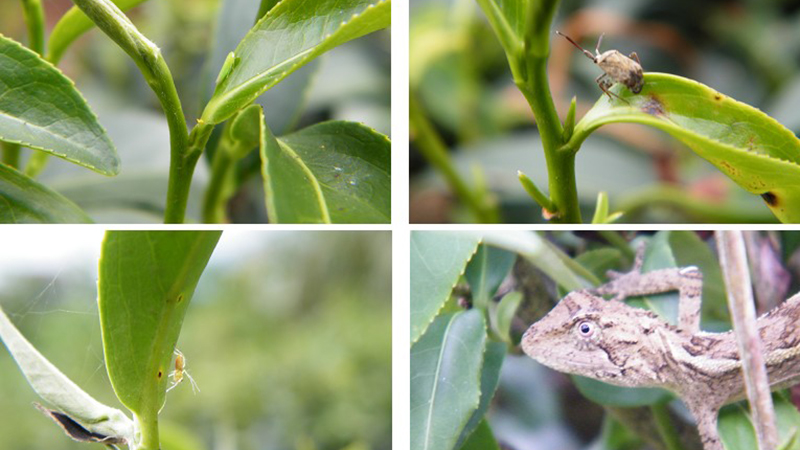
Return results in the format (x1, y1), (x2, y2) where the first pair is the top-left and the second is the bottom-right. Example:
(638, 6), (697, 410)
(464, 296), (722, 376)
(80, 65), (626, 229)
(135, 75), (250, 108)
(762, 192), (778, 206)
(158, 370), (163, 378)
(746, 136), (756, 151)
(641, 94), (665, 116)
(719, 160), (739, 177)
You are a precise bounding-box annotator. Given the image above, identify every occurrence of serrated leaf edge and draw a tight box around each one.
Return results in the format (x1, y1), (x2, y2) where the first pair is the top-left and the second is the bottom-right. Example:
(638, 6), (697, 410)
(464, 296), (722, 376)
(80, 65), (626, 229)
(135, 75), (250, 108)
(411, 236), (482, 347)
(0, 33), (119, 175)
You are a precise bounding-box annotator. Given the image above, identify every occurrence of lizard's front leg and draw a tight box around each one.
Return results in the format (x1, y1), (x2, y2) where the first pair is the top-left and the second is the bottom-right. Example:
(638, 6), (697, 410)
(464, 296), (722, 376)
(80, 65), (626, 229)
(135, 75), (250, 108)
(591, 245), (703, 333)
(686, 401), (724, 450)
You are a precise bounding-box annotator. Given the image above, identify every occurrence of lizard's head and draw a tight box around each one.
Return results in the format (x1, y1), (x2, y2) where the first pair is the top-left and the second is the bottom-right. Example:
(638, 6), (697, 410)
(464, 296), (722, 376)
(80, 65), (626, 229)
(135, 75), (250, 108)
(521, 290), (662, 387)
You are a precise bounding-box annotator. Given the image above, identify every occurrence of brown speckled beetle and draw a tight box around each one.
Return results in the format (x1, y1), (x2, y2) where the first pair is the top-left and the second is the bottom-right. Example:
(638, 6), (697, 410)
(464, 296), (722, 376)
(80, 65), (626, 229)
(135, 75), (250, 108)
(556, 31), (644, 103)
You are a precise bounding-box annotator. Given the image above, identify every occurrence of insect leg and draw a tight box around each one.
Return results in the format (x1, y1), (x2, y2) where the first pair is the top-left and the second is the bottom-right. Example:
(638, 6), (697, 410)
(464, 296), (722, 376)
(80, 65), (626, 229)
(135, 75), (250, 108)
(629, 51), (642, 67)
(596, 74), (630, 104)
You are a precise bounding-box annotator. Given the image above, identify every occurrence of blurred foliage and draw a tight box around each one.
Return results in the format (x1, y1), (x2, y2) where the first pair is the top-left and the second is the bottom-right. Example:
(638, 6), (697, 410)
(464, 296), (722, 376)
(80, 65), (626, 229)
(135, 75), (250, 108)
(410, 0), (800, 223)
(0, 0), (390, 223)
(0, 231), (391, 450)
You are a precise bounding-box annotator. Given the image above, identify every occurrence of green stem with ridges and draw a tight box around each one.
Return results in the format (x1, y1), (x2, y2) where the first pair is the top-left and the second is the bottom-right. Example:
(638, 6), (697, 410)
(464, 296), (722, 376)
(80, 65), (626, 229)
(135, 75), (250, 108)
(477, 0), (584, 223)
(70, 0), (200, 223)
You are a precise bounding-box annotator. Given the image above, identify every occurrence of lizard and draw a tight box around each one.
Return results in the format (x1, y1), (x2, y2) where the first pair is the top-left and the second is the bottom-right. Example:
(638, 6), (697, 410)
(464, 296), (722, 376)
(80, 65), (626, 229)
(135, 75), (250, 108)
(520, 247), (800, 450)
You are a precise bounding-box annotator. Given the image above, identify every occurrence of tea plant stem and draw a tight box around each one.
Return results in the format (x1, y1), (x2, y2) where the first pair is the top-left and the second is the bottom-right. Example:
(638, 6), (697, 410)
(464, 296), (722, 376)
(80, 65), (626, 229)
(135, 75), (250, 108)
(410, 94), (499, 223)
(164, 122), (214, 223)
(15, 0), (45, 174)
(1, 142), (21, 168)
(20, 0), (45, 56)
(71, 0), (201, 223)
(513, 0), (581, 223)
(476, 0), (582, 222)
(137, 413), (159, 450)
(202, 147), (236, 223)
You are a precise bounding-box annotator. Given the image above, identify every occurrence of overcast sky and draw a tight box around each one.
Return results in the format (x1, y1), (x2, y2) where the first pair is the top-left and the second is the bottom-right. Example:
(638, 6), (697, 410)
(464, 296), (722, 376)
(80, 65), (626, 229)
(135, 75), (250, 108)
(0, 230), (285, 288)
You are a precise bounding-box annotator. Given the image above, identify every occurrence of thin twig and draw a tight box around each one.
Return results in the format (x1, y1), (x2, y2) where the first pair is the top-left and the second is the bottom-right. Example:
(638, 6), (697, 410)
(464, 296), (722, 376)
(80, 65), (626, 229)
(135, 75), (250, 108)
(716, 230), (778, 450)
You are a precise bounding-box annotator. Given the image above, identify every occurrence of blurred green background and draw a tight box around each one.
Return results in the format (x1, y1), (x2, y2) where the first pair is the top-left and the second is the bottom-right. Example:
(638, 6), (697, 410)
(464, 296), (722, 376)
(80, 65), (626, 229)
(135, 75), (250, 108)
(0, 0), (390, 223)
(0, 230), (391, 450)
(410, 0), (800, 223)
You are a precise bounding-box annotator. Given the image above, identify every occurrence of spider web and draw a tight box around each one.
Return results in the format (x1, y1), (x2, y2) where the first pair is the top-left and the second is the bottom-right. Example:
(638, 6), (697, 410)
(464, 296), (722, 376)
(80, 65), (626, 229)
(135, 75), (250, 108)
(1, 267), (109, 395)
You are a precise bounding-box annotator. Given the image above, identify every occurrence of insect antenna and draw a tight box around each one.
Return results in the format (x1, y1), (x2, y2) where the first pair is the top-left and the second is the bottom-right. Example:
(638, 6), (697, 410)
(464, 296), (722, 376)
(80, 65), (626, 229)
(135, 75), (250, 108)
(555, 31), (596, 62)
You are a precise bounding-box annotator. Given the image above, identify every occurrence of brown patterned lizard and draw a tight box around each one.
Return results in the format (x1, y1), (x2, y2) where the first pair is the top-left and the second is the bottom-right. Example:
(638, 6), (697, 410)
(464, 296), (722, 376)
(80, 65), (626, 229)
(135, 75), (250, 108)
(521, 250), (800, 450)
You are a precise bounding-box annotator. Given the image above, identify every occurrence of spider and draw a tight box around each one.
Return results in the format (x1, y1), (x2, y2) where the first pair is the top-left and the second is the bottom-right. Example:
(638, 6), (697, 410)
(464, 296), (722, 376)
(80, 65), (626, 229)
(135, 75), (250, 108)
(166, 349), (199, 394)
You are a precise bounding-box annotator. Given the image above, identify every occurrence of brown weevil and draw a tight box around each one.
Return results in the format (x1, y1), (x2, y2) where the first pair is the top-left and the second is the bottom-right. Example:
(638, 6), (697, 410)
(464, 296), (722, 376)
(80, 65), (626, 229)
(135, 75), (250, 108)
(556, 31), (644, 103)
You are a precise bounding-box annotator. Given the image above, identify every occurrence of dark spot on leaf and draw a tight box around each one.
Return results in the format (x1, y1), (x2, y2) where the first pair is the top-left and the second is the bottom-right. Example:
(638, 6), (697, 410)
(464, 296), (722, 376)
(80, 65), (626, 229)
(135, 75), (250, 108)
(34, 404), (126, 445)
(641, 94), (664, 116)
(715, 94), (721, 101)
(177, 294), (184, 303)
(158, 370), (163, 378)
(762, 192), (778, 206)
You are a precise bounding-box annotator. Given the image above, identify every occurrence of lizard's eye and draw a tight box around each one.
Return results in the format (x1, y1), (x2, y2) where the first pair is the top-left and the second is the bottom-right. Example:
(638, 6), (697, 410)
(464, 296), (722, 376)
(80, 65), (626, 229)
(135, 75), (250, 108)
(577, 321), (596, 338)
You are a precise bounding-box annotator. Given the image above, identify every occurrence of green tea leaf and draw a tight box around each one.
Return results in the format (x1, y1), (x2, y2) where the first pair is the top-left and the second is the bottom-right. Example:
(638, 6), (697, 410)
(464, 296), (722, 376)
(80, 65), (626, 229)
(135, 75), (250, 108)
(0, 163), (92, 223)
(464, 244), (516, 311)
(202, 0), (391, 124)
(207, 0), (320, 136)
(260, 119), (390, 224)
(228, 104), (262, 158)
(494, 291), (522, 343)
(410, 311), (486, 450)
(0, 35), (119, 175)
(0, 306), (133, 442)
(455, 340), (506, 448)
(410, 231), (481, 345)
(460, 419), (501, 450)
(573, 73), (800, 223)
(47, 0), (149, 63)
(719, 394), (800, 450)
(98, 231), (221, 418)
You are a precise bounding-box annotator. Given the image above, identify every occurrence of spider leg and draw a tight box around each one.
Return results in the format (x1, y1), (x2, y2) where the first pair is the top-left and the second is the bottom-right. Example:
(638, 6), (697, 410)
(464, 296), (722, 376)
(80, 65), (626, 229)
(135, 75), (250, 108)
(166, 370), (180, 392)
(184, 371), (200, 394)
